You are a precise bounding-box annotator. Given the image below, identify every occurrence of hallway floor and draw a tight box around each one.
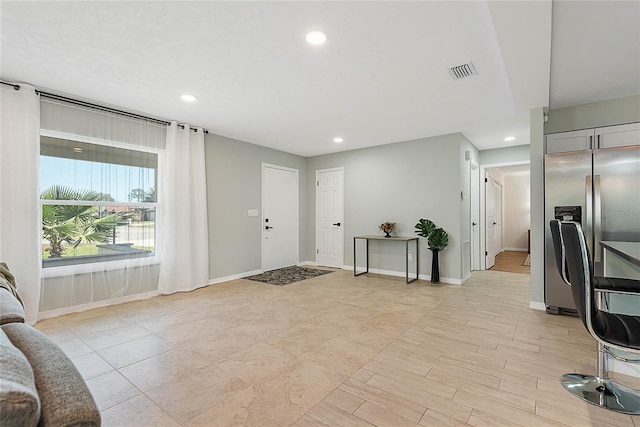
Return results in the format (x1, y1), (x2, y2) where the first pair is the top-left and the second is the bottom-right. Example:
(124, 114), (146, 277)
(490, 250), (531, 275)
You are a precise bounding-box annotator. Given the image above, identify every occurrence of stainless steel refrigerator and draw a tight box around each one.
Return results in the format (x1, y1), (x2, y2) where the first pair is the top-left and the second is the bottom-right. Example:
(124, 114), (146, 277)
(544, 123), (640, 314)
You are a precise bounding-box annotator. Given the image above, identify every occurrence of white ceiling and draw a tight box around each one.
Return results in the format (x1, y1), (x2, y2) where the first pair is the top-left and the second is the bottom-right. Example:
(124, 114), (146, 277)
(549, 0), (640, 109)
(1, 1), (637, 157)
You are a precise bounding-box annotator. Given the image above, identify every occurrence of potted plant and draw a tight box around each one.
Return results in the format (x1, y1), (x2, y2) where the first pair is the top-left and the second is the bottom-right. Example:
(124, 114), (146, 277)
(379, 222), (397, 238)
(415, 218), (449, 283)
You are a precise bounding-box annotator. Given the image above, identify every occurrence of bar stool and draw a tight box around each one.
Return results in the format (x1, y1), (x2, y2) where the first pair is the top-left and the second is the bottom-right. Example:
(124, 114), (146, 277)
(551, 220), (640, 414)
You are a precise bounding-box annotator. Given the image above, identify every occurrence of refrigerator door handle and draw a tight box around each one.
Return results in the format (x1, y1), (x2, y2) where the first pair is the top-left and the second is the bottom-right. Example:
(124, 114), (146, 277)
(594, 175), (602, 262)
(585, 175), (593, 257)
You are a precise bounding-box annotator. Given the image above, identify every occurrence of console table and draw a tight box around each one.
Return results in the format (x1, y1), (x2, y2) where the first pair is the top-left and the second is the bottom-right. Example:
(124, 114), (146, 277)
(353, 235), (419, 284)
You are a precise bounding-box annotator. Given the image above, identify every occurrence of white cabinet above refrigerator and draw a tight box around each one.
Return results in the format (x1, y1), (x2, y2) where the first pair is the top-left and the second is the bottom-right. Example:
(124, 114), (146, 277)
(546, 122), (640, 154)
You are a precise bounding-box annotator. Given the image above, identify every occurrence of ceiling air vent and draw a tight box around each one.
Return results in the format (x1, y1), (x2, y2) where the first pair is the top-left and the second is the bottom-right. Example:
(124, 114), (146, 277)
(448, 62), (477, 79)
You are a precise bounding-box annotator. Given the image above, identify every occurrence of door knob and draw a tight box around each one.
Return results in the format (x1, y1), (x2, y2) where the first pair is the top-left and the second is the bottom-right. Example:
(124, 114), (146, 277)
(493, 222), (497, 225)
(332, 222), (341, 226)
(265, 226), (274, 230)
(472, 222), (477, 226)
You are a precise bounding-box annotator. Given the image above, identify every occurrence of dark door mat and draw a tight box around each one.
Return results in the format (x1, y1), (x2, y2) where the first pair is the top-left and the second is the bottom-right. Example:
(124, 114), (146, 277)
(245, 266), (333, 286)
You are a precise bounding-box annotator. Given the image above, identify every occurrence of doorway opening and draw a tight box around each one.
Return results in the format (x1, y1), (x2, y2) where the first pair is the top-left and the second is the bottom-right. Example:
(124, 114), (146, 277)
(479, 162), (530, 273)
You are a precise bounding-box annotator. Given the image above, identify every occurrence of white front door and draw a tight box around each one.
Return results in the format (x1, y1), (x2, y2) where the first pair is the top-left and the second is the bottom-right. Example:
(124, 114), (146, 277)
(262, 164), (298, 271)
(485, 175), (496, 269)
(316, 168), (344, 268)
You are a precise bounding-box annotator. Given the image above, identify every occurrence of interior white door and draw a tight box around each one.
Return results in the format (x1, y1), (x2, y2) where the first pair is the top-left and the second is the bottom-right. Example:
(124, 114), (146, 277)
(262, 164), (298, 271)
(316, 168), (344, 268)
(485, 175), (496, 269)
(471, 161), (480, 270)
(495, 181), (503, 255)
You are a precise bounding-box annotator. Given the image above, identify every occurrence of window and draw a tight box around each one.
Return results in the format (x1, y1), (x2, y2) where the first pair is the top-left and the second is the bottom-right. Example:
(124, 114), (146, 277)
(40, 133), (159, 269)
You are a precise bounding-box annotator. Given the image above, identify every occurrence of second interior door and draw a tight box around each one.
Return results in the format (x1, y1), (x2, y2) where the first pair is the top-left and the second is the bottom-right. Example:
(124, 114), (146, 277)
(316, 168), (344, 268)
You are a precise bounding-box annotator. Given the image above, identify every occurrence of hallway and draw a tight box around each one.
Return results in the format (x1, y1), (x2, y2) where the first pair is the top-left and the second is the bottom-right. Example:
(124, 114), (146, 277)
(490, 250), (531, 275)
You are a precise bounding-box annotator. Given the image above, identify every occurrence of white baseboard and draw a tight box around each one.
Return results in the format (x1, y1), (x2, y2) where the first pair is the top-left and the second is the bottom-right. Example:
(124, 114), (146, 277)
(343, 265), (461, 285)
(37, 290), (160, 322)
(529, 301), (547, 311)
(208, 269), (263, 285)
(298, 261), (318, 267)
(504, 247), (528, 252)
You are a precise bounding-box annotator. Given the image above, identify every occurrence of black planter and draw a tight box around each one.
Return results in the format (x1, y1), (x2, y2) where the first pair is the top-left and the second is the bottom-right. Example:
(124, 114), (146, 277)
(430, 249), (440, 283)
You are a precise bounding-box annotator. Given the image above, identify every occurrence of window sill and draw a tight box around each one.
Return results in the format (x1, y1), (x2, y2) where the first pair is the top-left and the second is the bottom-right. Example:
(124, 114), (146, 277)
(42, 254), (159, 278)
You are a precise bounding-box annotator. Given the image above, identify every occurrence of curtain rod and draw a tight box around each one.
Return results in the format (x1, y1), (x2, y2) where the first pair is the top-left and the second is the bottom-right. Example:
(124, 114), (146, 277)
(39, 91), (209, 133)
(39, 91), (171, 126)
(0, 82), (208, 134)
(1, 80), (21, 90)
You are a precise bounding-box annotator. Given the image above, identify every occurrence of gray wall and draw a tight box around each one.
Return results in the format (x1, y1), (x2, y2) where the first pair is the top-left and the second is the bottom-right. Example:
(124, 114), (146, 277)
(480, 144), (530, 165)
(544, 95), (640, 134)
(306, 133), (468, 282)
(204, 134), (309, 280)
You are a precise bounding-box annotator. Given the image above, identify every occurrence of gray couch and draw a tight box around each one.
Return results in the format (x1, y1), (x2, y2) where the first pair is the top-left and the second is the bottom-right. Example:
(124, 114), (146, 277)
(0, 263), (101, 427)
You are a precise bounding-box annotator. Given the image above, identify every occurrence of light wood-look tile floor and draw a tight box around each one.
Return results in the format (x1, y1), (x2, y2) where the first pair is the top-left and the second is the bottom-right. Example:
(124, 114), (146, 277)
(490, 251), (531, 275)
(34, 269), (640, 426)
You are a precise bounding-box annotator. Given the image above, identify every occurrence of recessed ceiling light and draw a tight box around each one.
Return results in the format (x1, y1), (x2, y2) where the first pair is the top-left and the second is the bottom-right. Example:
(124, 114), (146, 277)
(181, 94), (197, 102)
(72, 147), (83, 153)
(306, 31), (327, 45)
(333, 137), (344, 143)
(504, 136), (516, 142)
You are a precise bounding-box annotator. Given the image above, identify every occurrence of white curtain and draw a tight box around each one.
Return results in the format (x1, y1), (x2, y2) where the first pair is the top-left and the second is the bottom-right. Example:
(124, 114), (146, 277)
(0, 84), (41, 324)
(38, 99), (166, 315)
(158, 123), (209, 293)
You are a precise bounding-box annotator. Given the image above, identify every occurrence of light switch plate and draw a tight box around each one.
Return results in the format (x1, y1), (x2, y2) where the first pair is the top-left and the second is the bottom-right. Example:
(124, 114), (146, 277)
(248, 209), (259, 217)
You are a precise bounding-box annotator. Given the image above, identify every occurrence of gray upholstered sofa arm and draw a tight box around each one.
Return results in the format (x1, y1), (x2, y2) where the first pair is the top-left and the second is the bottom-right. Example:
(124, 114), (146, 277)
(0, 287), (26, 324)
(2, 323), (101, 427)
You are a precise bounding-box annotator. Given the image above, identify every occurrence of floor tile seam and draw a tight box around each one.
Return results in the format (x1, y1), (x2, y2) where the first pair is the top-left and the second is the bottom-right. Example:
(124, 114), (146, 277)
(300, 383), (361, 425)
(367, 369), (469, 406)
(446, 375), (538, 413)
(532, 400), (603, 427)
(452, 390), (552, 424)
(170, 383), (257, 427)
(86, 328), (169, 354)
(74, 319), (156, 341)
(100, 393), (181, 426)
(351, 399), (422, 426)
(89, 370), (145, 413)
(102, 343), (175, 371)
(425, 361), (506, 390)
(502, 381), (635, 427)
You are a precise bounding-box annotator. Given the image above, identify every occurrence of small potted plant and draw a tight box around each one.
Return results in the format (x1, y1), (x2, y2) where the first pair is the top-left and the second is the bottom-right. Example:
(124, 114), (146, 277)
(379, 222), (397, 238)
(415, 218), (449, 283)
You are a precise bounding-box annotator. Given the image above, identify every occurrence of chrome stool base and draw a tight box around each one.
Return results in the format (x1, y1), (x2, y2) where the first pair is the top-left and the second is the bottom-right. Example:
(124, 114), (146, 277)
(561, 373), (640, 414)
